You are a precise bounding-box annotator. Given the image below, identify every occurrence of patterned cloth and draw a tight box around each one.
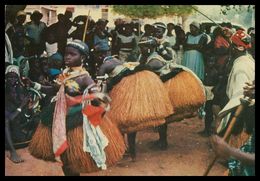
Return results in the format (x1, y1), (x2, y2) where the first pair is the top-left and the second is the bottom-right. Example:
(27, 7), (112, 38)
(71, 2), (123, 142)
(52, 84), (68, 159)
(82, 114), (108, 170)
(52, 67), (89, 160)
(228, 131), (255, 176)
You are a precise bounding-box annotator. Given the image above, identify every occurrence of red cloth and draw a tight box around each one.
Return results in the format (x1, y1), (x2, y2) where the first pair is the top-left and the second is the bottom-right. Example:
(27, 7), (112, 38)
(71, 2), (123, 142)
(214, 36), (230, 66)
(66, 94), (97, 107)
(66, 95), (82, 107)
(214, 35), (230, 49)
(82, 105), (105, 127)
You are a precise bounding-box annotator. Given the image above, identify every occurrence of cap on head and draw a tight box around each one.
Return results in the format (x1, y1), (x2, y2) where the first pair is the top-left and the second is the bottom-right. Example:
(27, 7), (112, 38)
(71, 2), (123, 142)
(138, 36), (157, 47)
(190, 21), (200, 30)
(16, 10), (26, 17)
(153, 22), (166, 30)
(66, 40), (89, 56)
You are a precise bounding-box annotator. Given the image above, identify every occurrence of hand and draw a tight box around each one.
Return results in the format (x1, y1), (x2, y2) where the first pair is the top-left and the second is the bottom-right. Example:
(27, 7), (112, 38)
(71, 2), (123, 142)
(28, 97), (35, 109)
(243, 82), (255, 99)
(210, 135), (232, 160)
(21, 77), (33, 88)
(154, 37), (163, 45)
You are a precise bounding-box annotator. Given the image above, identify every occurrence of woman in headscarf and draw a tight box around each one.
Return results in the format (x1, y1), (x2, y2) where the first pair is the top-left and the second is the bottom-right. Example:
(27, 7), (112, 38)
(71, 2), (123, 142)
(27, 40), (125, 175)
(182, 21), (208, 81)
(5, 65), (39, 163)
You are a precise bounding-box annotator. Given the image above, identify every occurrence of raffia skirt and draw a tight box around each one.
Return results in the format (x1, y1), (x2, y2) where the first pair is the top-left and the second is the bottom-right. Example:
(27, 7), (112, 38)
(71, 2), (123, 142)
(29, 115), (126, 173)
(159, 67), (206, 124)
(106, 70), (173, 133)
(164, 70), (206, 114)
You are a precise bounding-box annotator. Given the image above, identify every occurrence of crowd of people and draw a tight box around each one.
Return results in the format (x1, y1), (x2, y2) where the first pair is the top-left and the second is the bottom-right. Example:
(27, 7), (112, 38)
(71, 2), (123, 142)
(5, 9), (255, 176)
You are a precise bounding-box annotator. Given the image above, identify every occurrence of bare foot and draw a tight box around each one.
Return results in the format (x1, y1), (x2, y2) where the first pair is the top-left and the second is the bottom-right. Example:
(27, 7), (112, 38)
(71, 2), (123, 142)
(9, 152), (24, 164)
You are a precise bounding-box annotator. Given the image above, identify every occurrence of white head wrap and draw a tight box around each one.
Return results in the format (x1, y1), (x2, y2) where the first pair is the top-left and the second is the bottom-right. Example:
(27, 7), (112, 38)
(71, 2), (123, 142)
(5, 65), (20, 77)
(190, 21), (200, 29)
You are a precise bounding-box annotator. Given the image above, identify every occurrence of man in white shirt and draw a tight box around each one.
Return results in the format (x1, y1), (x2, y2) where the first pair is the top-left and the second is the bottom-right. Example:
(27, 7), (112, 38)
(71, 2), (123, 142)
(217, 30), (255, 135)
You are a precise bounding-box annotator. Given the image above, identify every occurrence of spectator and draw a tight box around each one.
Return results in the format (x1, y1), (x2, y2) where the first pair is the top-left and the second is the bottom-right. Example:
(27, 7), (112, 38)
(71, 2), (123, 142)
(86, 18), (111, 77)
(115, 20), (137, 62)
(43, 14), (70, 56)
(214, 27), (233, 75)
(5, 65), (38, 163)
(182, 21), (207, 81)
(216, 30), (254, 153)
(141, 24), (155, 38)
(211, 81), (255, 176)
(110, 18), (124, 55)
(199, 56), (219, 137)
(166, 23), (176, 49)
(6, 11), (27, 58)
(25, 10), (47, 56)
(153, 22), (174, 61)
(173, 24), (186, 64)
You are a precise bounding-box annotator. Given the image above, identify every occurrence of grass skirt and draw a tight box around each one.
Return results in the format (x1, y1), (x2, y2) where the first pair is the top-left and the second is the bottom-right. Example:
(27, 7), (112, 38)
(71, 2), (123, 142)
(106, 70), (173, 133)
(29, 116), (126, 173)
(164, 71), (206, 115)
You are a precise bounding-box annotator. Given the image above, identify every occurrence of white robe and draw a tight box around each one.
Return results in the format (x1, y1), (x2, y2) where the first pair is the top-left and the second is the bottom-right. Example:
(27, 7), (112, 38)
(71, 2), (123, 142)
(217, 54), (255, 133)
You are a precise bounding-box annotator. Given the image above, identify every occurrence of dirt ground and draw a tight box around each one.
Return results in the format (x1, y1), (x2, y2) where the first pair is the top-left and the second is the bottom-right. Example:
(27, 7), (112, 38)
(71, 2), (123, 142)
(5, 116), (227, 176)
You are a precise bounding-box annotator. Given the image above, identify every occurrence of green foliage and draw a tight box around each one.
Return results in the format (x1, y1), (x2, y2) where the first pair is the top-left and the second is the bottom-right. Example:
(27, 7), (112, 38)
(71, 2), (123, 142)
(112, 5), (197, 19)
(219, 5), (255, 28)
(220, 5), (255, 15)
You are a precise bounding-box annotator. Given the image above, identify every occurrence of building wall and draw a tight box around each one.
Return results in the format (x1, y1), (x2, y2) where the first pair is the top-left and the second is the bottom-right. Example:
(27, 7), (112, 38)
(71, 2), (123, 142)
(24, 5), (57, 25)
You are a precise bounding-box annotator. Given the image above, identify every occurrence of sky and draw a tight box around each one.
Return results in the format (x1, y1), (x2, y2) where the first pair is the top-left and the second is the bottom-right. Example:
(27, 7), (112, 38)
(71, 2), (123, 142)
(193, 5), (254, 29)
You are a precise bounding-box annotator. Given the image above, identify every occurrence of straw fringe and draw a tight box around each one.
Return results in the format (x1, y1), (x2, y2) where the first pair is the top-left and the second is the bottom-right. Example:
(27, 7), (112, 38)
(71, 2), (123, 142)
(61, 116), (126, 173)
(107, 70), (173, 130)
(28, 123), (55, 161)
(165, 111), (194, 124)
(120, 119), (166, 133)
(164, 71), (206, 114)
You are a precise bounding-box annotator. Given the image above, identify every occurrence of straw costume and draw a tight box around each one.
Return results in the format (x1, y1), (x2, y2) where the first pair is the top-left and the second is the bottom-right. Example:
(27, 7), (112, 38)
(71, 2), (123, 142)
(138, 36), (206, 150)
(98, 56), (173, 134)
(29, 40), (125, 175)
(138, 36), (206, 119)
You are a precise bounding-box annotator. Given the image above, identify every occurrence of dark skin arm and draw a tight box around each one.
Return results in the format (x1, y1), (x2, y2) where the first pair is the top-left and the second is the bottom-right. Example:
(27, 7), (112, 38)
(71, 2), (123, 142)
(98, 59), (122, 76)
(65, 75), (100, 106)
(22, 77), (60, 96)
(210, 135), (255, 166)
(147, 58), (164, 71)
(156, 41), (173, 61)
(243, 81), (255, 99)
(5, 96), (30, 163)
(40, 84), (60, 95)
(183, 34), (207, 52)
